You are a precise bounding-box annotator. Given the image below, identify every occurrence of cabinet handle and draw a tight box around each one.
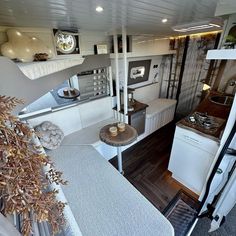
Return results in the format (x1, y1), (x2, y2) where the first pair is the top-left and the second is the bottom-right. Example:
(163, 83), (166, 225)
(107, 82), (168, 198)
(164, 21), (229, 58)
(216, 168), (223, 174)
(183, 135), (200, 144)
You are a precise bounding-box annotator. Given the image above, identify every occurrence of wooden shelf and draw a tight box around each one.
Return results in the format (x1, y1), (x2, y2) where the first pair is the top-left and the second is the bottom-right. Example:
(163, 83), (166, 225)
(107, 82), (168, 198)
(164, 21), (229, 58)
(109, 50), (176, 59)
(113, 100), (148, 116)
(206, 49), (236, 60)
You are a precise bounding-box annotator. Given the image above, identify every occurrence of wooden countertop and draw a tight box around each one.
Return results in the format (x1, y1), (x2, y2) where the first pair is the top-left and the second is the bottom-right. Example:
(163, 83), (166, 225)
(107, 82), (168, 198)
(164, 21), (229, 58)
(113, 100), (148, 116)
(178, 91), (232, 141)
(195, 91), (231, 119)
(178, 115), (225, 141)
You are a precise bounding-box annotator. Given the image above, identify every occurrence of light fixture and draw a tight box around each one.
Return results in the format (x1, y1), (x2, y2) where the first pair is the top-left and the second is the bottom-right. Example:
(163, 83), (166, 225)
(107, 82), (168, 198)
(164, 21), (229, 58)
(202, 83), (211, 91)
(172, 19), (222, 33)
(96, 6), (103, 13)
(162, 18), (168, 23)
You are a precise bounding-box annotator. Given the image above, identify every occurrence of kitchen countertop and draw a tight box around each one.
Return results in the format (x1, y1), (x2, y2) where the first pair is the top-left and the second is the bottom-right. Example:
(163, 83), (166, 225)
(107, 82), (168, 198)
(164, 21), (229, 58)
(177, 118), (225, 142)
(195, 91), (231, 119)
(113, 100), (148, 115)
(178, 91), (232, 141)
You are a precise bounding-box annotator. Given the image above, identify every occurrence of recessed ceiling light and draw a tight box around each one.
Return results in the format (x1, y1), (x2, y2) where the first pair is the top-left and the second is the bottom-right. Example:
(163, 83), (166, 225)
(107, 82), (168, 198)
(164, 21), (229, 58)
(96, 6), (103, 13)
(162, 18), (168, 23)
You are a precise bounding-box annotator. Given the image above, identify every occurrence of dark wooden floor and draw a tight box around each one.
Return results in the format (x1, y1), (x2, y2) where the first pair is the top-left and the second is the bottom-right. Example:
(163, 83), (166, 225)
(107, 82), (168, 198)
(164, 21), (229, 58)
(110, 122), (198, 212)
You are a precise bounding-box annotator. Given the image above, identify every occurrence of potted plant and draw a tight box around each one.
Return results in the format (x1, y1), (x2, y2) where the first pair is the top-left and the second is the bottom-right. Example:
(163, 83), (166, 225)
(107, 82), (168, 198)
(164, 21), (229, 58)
(0, 95), (67, 235)
(224, 34), (236, 49)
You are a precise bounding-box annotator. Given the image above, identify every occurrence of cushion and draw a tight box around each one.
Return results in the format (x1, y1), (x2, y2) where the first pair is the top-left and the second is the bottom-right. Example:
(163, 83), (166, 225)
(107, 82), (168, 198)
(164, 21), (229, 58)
(146, 99), (177, 118)
(34, 121), (64, 150)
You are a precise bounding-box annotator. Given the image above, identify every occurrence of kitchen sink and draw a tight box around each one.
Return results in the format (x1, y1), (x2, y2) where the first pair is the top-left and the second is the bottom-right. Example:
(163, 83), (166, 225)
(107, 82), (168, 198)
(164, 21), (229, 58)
(209, 95), (234, 106)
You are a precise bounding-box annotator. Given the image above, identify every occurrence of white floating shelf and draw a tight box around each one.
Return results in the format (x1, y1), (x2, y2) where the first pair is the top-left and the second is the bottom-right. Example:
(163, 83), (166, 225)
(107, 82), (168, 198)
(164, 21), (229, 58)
(206, 49), (236, 60)
(17, 57), (84, 80)
(109, 50), (176, 59)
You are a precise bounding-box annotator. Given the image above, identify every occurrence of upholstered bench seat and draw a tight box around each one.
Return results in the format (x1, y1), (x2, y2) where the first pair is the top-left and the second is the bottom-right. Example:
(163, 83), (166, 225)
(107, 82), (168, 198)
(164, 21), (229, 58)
(145, 99), (177, 135)
(48, 145), (174, 236)
(146, 99), (177, 118)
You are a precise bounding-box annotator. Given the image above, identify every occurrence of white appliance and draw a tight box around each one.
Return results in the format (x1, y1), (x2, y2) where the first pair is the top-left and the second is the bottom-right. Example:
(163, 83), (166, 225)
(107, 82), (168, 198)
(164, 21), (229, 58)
(168, 126), (219, 195)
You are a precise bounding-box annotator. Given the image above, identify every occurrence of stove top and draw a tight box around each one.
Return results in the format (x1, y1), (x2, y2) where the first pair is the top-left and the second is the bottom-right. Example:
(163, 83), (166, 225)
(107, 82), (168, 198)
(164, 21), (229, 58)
(179, 112), (226, 139)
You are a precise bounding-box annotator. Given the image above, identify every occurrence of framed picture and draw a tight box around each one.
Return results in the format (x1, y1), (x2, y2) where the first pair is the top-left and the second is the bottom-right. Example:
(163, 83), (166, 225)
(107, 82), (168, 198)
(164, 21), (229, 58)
(128, 60), (151, 85)
(94, 44), (108, 54)
(53, 29), (80, 55)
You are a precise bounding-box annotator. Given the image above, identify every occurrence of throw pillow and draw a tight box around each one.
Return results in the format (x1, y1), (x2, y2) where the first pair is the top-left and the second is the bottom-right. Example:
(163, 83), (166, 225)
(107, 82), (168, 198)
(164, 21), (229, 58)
(34, 121), (64, 150)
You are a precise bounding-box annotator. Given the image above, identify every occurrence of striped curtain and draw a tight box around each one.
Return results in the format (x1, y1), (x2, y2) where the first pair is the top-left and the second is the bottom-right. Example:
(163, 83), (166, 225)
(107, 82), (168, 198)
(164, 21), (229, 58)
(159, 33), (220, 118)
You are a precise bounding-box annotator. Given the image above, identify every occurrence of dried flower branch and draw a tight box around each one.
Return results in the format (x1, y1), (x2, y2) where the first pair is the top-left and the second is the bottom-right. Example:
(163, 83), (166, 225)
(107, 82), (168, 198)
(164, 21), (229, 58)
(0, 96), (67, 235)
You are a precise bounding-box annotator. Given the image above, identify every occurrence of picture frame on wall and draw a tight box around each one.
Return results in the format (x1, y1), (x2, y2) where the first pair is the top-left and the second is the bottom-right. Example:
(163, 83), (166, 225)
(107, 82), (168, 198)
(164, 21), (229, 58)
(128, 60), (151, 85)
(94, 44), (108, 54)
(53, 29), (80, 55)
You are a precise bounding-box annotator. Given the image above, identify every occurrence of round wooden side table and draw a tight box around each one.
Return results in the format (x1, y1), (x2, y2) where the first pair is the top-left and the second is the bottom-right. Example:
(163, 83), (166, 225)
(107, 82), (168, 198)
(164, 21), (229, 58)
(99, 123), (138, 173)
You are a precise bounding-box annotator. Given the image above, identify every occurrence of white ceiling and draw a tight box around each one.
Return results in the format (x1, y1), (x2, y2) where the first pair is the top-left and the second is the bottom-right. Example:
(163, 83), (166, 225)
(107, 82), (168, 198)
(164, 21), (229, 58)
(0, 0), (222, 36)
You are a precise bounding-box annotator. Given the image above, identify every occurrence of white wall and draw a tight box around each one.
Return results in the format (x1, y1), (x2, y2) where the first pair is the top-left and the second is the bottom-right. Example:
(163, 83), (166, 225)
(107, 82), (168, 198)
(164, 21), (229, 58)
(28, 105), (82, 136)
(111, 55), (162, 89)
(132, 36), (173, 56)
(111, 55), (162, 104)
(0, 26), (109, 57)
(133, 83), (160, 103)
(79, 30), (109, 55)
(110, 36), (173, 102)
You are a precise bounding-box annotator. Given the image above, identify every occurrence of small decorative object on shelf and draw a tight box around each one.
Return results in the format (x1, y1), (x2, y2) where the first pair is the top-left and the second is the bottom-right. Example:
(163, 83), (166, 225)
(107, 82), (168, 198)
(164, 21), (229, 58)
(222, 25), (236, 49)
(34, 53), (49, 61)
(53, 29), (80, 55)
(94, 44), (108, 54)
(0, 95), (67, 236)
(223, 34), (236, 49)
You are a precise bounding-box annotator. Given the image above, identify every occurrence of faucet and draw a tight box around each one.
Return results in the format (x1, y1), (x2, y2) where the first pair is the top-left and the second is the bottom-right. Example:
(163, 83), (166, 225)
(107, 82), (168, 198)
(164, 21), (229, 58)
(224, 79), (236, 95)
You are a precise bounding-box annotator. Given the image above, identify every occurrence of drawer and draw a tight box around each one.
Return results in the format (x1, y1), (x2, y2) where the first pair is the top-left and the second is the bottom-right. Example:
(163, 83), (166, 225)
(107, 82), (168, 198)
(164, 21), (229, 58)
(175, 126), (219, 155)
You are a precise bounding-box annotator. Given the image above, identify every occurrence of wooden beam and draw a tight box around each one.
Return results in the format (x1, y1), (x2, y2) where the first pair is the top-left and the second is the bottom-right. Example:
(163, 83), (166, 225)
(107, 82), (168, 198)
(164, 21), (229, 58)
(175, 36), (190, 109)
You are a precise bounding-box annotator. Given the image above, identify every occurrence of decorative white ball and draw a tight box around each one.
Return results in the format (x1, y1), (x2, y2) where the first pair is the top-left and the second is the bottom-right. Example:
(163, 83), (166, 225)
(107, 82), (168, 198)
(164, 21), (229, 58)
(1, 28), (53, 62)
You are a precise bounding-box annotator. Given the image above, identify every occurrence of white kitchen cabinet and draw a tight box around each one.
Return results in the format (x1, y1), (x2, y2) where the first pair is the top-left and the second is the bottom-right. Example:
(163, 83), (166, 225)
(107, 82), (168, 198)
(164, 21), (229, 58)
(168, 126), (219, 195)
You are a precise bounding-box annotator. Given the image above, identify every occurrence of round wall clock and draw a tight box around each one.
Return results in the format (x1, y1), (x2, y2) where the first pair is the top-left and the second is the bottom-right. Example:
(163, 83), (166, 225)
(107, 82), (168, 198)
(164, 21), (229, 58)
(53, 29), (80, 55)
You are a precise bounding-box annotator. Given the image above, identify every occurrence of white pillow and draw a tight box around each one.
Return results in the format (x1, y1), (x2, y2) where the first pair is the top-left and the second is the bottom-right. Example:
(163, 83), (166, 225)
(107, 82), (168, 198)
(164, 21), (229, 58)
(34, 121), (64, 150)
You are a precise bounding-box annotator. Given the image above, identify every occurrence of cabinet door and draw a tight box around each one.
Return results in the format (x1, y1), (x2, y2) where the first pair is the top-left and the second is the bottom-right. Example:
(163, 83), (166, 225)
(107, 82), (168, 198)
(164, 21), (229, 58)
(168, 137), (214, 195)
(129, 109), (146, 135)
